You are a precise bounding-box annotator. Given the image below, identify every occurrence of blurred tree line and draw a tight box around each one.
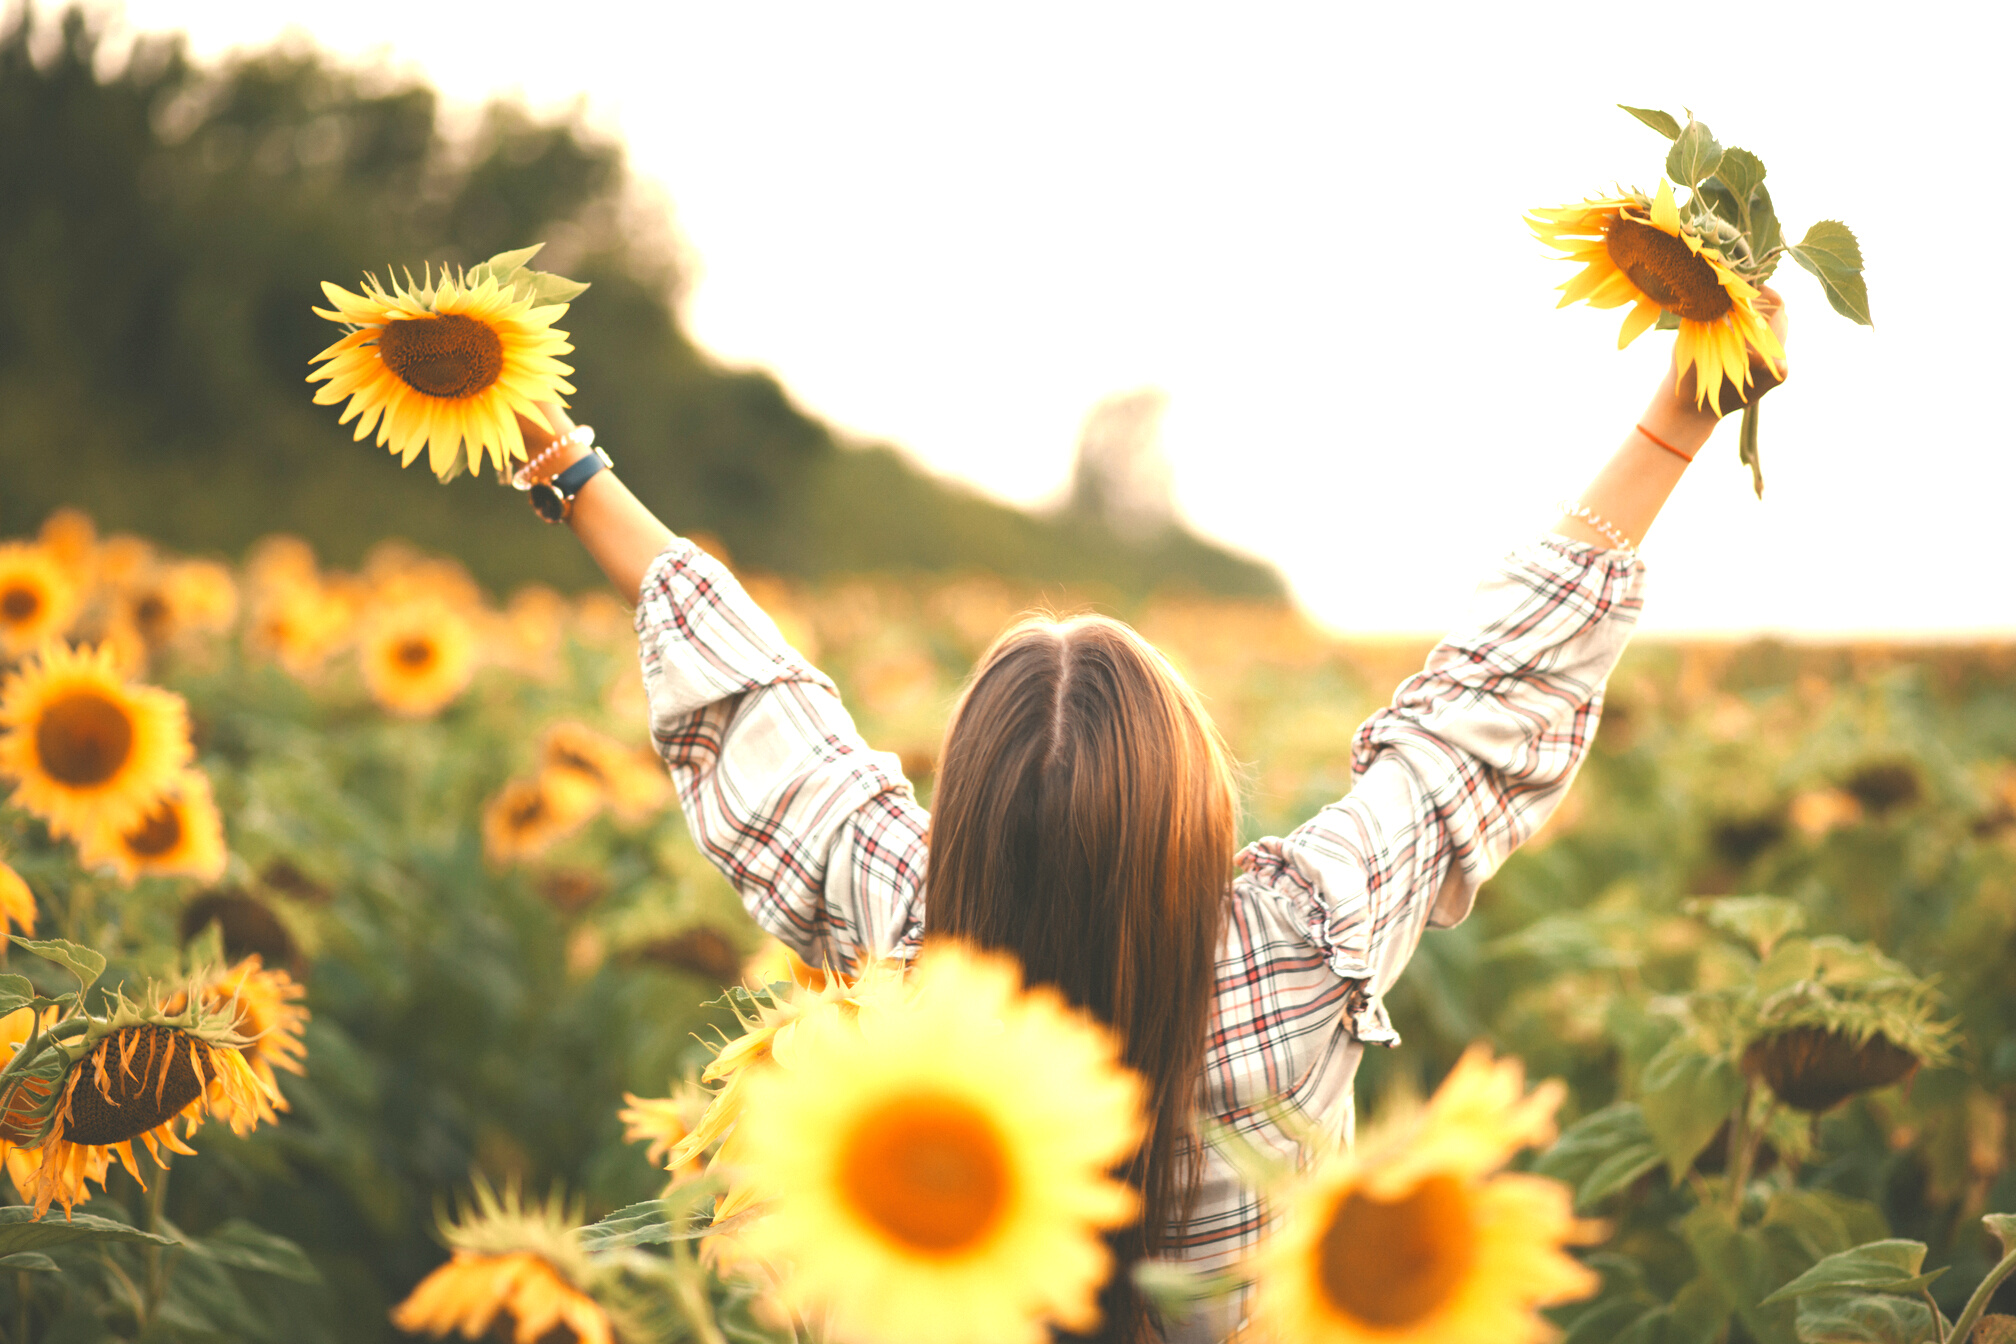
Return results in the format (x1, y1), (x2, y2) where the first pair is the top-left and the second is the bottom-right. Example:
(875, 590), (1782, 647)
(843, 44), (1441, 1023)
(0, 6), (1279, 600)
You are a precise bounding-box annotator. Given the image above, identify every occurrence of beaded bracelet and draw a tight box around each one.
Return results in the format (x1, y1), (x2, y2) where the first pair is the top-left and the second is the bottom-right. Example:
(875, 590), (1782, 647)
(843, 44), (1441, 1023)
(510, 425), (596, 490)
(1555, 500), (1636, 553)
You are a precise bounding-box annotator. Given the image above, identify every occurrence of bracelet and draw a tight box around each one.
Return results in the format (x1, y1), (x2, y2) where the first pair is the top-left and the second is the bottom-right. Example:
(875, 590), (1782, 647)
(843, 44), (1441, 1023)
(1555, 500), (1637, 553)
(510, 425), (596, 490)
(1634, 422), (1694, 463)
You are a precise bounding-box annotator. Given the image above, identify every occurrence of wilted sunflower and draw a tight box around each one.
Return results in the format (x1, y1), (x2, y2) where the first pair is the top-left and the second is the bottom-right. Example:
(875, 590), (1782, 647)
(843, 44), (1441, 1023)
(15, 991), (269, 1216)
(77, 770), (227, 886)
(1248, 1047), (1598, 1344)
(481, 769), (602, 866)
(359, 601), (479, 717)
(308, 247), (583, 482)
(1531, 181), (1784, 415)
(541, 721), (672, 822)
(390, 1182), (615, 1344)
(735, 943), (1144, 1344)
(0, 1006), (106, 1212)
(0, 642), (192, 841)
(0, 543), (79, 654)
(0, 856), (34, 934)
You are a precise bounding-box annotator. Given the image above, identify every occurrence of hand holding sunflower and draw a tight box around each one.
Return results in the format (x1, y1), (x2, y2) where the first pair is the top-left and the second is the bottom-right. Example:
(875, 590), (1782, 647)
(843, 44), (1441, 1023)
(1533, 107), (1868, 496)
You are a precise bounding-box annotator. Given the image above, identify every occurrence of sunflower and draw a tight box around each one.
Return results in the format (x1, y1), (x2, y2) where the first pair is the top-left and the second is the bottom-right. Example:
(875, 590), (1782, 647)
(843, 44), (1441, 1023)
(0, 543), (79, 654)
(0, 643), (192, 841)
(36, 508), (97, 575)
(308, 248), (582, 482)
(244, 577), (355, 678)
(1530, 180), (1784, 415)
(541, 721), (671, 822)
(390, 1182), (615, 1344)
(1247, 1047), (1598, 1344)
(734, 943), (1144, 1344)
(121, 561), (239, 652)
(481, 769), (602, 866)
(0, 856), (34, 934)
(15, 993), (268, 1216)
(76, 770), (227, 886)
(359, 600), (478, 717)
(0, 1006), (103, 1212)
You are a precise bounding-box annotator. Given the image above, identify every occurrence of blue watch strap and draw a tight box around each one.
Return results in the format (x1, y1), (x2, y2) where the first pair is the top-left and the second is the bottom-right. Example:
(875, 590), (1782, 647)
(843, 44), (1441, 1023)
(551, 447), (611, 497)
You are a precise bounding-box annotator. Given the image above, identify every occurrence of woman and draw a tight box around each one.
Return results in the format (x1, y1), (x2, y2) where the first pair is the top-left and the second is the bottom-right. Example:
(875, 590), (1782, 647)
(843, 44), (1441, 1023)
(517, 292), (1787, 1343)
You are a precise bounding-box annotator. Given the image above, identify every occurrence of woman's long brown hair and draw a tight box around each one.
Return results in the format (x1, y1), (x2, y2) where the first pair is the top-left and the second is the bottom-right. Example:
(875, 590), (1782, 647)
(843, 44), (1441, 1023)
(926, 615), (1238, 1344)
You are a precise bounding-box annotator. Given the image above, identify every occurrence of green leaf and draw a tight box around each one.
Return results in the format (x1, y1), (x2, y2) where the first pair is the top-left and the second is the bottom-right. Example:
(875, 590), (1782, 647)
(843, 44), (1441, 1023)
(1790, 258), (1874, 326)
(8, 937), (103, 994)
(0, 1252), (59, 1272)
(1986, 1213), (2016, 1256)
(0, 972), (35, 1018)
(1667, 119), (1724, 187)
(1793, 1294), (1942, 1344)
(1751, 184), (1784, 258)
(1671, 1277), (1736, 1344)
(188, 1220), (321, 1282)
(1535, 1103), (1664, 1210)
(1683, 1204), (1809, 1344)
(479, 244), (546, 276)
(1620, 105), (1684, 140)
(579, 1199), (686, 1251)
(1687, 896), (1806, 957)
(1655, 309), (1683, 331)
(1759, 938), (1819, 995)
(1789, 221), (1864, 273)
(1713, 149), (1768, 210)
(528, 272), (590, 305)
(0, 1207), (177, 1256)
(1762, 1241), (1943, 1304)
(1641, 1042), (1745, 1179)
(1565, 1299), (1659, 1344)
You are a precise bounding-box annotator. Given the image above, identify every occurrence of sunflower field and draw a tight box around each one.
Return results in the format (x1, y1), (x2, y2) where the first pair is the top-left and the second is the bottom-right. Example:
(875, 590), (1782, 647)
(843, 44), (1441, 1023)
(1, 510), (2013, 1344)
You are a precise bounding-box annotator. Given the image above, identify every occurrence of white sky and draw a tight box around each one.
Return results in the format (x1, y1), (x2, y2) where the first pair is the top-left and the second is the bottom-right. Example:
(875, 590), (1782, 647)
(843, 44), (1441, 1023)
(89, 1), (2016, 634)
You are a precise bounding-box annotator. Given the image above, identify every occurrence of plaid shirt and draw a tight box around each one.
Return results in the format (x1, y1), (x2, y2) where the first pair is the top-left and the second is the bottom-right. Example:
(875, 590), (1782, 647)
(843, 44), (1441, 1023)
(635, 534), (1644, 1276)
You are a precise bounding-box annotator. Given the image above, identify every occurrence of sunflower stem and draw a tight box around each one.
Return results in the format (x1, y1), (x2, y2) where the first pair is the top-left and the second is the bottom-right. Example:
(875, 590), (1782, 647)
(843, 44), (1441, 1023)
(1946, 1241), (2016, 1344)
(1726, 1079), (1757, 1218)
(14, 1268), (28, 1344)
(141, 1161), (169, 1318)
(1921, 1287), (1946, 1343)
(1739, 402), (1764, 498)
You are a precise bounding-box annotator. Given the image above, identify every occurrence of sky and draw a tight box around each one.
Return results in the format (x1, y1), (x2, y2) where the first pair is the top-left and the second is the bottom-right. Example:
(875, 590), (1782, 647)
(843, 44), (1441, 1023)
(76, 2), (2016, 634)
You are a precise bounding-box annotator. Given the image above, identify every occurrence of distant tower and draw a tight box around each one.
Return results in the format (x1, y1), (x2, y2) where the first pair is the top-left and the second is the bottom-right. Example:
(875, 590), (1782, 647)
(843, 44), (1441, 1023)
(1066, 389), (1175, 541)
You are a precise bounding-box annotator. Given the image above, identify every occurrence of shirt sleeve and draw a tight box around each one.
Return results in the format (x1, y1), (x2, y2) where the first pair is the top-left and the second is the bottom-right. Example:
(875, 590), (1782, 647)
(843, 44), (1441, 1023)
(1235, 536), (1644, 1035)
(632, 538), (928, 975)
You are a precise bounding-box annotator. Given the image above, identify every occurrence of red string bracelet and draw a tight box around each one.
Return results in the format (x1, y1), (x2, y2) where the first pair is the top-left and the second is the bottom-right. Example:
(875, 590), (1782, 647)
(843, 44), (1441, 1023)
(1635, 423), (1694, 463)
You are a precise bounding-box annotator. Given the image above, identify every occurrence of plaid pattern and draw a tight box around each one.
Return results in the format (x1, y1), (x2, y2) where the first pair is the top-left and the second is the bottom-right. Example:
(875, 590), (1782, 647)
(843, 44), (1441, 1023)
(634, 534), (1644, 1274)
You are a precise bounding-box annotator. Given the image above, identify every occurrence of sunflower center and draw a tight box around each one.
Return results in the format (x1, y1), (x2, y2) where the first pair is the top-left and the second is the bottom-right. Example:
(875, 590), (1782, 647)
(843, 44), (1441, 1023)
(507, 793), (549, 829)
(1317, 1174), (1478, 1329)
(1, 584), (39, 623)
(124, 800), (184, 857)
(551, 746), (604, 781)
(63, 1024), (212, 1145)
(1604, 218), (1733, 323)
(394, 638), (435, 669)
(34, 691), (136, 787)
(133, 593), (172, 643)
(377, 314), (505, 399)
(839, 1093), (1009, 1254)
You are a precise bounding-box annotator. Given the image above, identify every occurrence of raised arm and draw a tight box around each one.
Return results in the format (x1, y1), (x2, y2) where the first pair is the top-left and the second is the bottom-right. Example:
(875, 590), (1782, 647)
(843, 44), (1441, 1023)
(1239, 294), (1789, 1020)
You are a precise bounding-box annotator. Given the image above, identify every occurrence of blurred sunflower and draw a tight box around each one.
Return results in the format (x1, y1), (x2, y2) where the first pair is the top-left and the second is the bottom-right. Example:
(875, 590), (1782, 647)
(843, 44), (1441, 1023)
(541, 721), (672, 822)
(1248, 1047), (1598, 1344)
(0, 543), (78, 654)
(36, 508), (97, 575)
(164, 954), (308, 1133)
(359, 601), (478, 717)
(0, 856), (34, 934)
(76, 770), (227, 886)
(1530, 181), (1783, 414)
(0, 643), (192, 841)
(481, 770), (602, 866)
(308, 255), (580, 481)
(391, 1182), (614, 1344)
(19, 992), (267, 1216)
(735, 943), (1144, 1344)
(495, 585), (567, 679)
(245, 578), (354, 678)
(121, 561), (239, 652)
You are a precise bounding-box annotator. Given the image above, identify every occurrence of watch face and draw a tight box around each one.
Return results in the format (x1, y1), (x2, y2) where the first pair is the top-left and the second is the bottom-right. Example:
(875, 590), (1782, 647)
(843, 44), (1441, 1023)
(528, 483), (568, 523)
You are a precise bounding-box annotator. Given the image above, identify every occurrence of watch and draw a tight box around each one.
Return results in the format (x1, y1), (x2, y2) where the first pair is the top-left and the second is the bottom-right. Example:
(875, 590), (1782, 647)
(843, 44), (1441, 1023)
(528, 447), (613, 523)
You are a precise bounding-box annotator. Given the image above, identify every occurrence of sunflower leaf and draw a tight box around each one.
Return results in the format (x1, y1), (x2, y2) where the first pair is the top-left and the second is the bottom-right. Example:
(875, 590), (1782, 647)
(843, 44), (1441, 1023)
(1655, 310), (1683, 331)
(0, 1253), (59, 1272)
(8, 937), (104, 995)
(1790, 221), (1865, 273)
(0, 973), (34, 1017)
(1750, 184), (1785, 267)
(1620, 105), (1684, 140)
(1789, 252), (1874, 326)
(527, 271), (590, 305)
(1792, 1293), (1943, 1344)
(1641, 1041), (1746, 1180)
(1667, 120), (1724, 188)
(1760, 1240), (1942, 1304)
(0, 1207), (178, 1255)
(1986, 1213), (2016, 1256)
(1714, 149), (1768, 212)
